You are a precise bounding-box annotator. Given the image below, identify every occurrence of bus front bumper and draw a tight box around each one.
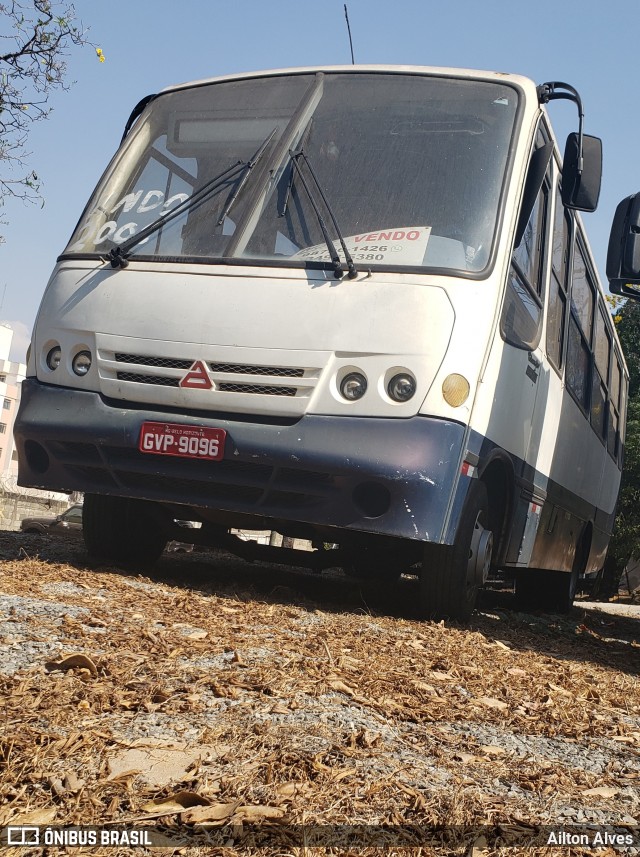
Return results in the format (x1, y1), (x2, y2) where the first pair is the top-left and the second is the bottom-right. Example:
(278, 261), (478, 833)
(15, 380), (465, 544)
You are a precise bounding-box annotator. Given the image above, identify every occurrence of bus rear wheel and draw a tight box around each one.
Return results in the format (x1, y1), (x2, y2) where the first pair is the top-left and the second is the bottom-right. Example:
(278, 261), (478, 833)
(418, 481), (492, 621)
(547, 566), (579, 613)
(83, 494), (167, 566)
(516, 528), (587, 613)
(515, 566), (579, 614)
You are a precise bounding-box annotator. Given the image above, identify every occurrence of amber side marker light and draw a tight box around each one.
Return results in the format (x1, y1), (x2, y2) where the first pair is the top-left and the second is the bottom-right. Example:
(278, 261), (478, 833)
(442, 373), (470, 407)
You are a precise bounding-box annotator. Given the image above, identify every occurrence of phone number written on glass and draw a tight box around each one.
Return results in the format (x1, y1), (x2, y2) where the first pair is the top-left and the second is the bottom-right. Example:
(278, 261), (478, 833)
(297, 244), (396, 262)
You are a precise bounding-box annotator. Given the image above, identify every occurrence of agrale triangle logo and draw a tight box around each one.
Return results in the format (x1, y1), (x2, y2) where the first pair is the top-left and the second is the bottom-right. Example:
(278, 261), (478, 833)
(179, 360), (213, 390)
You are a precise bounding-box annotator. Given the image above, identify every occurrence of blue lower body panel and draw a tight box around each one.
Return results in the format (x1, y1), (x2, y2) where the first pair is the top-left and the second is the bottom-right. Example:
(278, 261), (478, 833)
(15, 380), (465, 543)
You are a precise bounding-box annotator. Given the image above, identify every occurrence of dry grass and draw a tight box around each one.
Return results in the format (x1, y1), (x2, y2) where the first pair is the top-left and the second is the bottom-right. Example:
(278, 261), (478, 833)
(0, 538), (638, 855)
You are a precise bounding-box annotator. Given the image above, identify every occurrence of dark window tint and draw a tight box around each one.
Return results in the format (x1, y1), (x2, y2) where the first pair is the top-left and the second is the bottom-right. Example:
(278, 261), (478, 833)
(501, 152), (548, 350)
(547, 279), (565, 367)
(546, 188), (569, 368)
(571, 243), (594, 336)
(566, 316), (590, 408)
(594, 305), (611, 382)
(590, 368), (607, 438)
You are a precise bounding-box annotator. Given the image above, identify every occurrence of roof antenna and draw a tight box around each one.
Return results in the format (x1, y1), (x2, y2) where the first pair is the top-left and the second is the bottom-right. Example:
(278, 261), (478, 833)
(344, 4), (355, 65)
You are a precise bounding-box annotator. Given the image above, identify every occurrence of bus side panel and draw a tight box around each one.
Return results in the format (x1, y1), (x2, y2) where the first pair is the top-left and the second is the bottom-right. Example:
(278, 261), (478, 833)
(468, 311), (621, 574)
(526, 384), (620, 572)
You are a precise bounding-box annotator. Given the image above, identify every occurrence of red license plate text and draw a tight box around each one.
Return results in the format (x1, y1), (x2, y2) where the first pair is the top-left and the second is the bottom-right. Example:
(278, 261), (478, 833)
(139, 422), (226, 461)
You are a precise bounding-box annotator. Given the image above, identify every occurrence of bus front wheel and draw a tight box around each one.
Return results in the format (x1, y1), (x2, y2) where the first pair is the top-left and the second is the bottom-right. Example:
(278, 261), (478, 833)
(418, 481), (492, 621)
(83, 494), (167, 566)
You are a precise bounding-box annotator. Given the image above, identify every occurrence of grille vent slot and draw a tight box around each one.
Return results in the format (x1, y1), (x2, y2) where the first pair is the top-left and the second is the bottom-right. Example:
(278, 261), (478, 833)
(111, 352), (315, 397)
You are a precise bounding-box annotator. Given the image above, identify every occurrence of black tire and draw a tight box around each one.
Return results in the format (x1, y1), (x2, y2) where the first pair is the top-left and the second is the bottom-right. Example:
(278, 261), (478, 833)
(514, 569), (543, 611)
(83, 494), (167, 566)
(591, 554), (623, 601)
(547, 566), (579, 613)
(515, 566), (578, 613)
(418, 481), (491, 621)
(515, 530), (586, 614)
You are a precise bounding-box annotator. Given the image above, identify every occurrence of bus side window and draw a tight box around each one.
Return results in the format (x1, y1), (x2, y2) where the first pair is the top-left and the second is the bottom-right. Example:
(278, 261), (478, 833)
(500, 176), (548, 350)
(608, 353), (623, 464)
(591, 302), (611, 439)
(619, 374), (628, 467)
(565, 241), (595, 411)
(546, 188), (570, 369)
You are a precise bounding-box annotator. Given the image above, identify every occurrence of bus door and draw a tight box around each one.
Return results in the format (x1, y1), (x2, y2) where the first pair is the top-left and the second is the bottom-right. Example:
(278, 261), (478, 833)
(499, 144), (552, 565)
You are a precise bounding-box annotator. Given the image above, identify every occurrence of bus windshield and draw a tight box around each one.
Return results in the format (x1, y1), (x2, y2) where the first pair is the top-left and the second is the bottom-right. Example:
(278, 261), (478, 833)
(66, 72), (519, 274)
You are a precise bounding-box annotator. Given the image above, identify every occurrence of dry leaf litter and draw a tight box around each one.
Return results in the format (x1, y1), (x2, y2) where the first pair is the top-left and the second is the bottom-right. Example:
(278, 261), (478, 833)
(0, 531), (638, 856)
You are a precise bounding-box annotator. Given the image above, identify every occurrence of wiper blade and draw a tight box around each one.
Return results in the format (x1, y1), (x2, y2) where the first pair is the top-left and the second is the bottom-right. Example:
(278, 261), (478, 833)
(105, 127), (278, 270)
(280, 121), (313, 218)
(105, 159), (244, 269)
(288, 149), (357, 279)
(217, 127), (278, 226)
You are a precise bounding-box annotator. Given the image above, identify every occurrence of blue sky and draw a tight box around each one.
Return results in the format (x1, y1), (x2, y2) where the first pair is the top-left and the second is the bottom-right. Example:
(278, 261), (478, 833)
(1, 0), (638, 361)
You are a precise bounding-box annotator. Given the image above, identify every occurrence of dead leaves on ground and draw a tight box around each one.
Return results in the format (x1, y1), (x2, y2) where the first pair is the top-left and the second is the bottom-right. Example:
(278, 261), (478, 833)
(0, 551), (638, 850)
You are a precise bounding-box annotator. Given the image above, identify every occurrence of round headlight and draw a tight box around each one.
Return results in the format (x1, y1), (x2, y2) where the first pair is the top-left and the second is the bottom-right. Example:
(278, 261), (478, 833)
(72, 350), (92, 376)
(340, 372), (367, 401)
(388, 373), (416, 402)
(46, 346), (62, 371)
(442, 373), (470, 407)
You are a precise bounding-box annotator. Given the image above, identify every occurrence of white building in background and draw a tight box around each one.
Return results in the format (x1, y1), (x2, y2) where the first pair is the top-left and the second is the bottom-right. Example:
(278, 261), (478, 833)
(0, 324), (27, 481)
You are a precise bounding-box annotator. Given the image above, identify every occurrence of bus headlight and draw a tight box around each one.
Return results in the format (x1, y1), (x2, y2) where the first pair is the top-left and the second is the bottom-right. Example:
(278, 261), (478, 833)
(46, 346), (62, 371)
(442, 373), (470, 407)
(388, 372), (416, 402)
(340, 372), (367, 401)
(72, 350), (92, 376)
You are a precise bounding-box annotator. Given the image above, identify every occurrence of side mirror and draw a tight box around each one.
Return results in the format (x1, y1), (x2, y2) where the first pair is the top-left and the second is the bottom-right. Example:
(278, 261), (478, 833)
(607, 193), (640, 300)
(562, 133), (602, 212)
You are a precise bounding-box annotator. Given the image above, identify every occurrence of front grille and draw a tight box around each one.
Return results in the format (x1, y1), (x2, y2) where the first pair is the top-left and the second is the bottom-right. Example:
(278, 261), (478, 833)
(218, 383), (297, 396)
(108, 352), (317, 397)
(209, 362), (304, 378)
(115, 354), (193, 370)
(117, 372), (180, 387)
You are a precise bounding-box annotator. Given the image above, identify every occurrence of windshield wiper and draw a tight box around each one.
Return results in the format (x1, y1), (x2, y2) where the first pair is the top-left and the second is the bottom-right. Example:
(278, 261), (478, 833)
(217, 127), (277, 226)
(106, 128), (278, 269)
(105, 160), (243, 269)
(287, 149), (357, 280)
(280, 121), (313, 218)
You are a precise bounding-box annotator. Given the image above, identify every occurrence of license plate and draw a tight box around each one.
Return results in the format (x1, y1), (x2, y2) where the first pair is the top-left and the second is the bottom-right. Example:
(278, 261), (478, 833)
(139, 422), (226, 461)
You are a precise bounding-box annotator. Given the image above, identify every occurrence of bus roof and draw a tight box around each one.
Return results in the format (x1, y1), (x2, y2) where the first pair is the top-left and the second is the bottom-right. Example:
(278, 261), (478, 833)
(158, 64), (537, 98)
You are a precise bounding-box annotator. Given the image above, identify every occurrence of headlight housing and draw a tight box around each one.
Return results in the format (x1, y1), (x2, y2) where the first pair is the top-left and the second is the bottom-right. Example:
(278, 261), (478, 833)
(340, 372), (367, 401)
(72, 350), (92, 376)
(387, 372), (416, 402)
(46, 346), (62, 371)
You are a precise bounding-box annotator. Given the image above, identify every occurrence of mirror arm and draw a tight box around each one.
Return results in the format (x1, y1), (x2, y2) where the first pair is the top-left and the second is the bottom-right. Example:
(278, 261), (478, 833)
(537, 81), (585, 174)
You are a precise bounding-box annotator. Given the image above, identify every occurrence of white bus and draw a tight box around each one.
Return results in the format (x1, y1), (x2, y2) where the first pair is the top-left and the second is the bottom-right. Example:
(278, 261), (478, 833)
(14, 65), (628, 619)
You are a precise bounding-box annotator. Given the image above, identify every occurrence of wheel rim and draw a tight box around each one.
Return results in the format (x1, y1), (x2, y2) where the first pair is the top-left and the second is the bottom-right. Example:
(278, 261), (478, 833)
(468, 512), (493, 588)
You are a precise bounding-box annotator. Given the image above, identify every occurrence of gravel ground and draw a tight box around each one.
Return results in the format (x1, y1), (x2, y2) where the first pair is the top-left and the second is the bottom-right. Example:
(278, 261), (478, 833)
(0, 530), (639, 856)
